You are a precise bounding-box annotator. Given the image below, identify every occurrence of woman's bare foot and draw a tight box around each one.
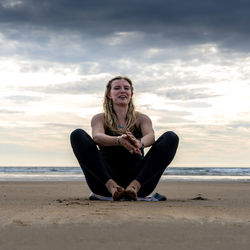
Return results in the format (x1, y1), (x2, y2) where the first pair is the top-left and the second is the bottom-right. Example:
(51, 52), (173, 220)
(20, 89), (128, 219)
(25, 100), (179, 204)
(124, 180), (141, 201)
(124, 187), (137, 201)
(105, 179), (124, 201)
(112, 186), (124, 201)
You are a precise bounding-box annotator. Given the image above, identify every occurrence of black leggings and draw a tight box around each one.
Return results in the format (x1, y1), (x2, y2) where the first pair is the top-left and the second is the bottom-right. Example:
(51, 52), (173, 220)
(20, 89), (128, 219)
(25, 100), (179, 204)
(70, 129), (179, 197)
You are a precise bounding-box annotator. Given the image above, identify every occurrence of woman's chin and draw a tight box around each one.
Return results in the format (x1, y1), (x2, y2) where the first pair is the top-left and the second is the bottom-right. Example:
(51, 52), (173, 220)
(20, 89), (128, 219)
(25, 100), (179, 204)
(114, 101), (129, 106)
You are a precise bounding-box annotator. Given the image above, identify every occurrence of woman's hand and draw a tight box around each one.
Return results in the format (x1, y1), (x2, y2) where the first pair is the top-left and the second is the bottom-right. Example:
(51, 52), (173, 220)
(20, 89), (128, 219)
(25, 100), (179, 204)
(119, 134), (142, 156)
(125, 131), (143, 149)
(119, 131), (143, 156)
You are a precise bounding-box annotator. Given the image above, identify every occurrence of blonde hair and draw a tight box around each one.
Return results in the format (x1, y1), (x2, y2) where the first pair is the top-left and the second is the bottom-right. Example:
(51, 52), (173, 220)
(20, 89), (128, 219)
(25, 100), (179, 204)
(103, 76), (136, 135)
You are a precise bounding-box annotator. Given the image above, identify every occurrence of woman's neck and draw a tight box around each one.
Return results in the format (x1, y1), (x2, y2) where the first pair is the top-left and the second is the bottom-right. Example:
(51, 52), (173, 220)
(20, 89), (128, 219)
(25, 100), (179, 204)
(113, 104), (128, 126)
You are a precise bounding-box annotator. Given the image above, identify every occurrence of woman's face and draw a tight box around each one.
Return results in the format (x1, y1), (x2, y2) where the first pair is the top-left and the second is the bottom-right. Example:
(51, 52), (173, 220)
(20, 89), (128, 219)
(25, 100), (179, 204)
(108, 79), (133, 105)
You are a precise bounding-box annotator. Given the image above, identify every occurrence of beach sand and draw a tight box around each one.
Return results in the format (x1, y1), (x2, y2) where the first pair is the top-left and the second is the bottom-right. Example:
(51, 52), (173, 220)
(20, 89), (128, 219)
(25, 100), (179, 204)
(1, 181), (250, 250)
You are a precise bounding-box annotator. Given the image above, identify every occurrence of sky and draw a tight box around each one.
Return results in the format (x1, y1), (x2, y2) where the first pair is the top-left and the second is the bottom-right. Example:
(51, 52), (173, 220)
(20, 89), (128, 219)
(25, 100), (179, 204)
(1, 0), (250, 167)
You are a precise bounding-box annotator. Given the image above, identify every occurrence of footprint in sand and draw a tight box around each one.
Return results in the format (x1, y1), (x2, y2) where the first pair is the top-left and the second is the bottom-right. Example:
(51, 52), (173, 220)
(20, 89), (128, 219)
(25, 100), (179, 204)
(12, 220), (28, 226)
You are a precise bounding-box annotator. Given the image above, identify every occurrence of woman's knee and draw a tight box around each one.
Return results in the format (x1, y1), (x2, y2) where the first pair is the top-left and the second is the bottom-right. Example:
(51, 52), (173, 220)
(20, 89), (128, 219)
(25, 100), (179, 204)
(162, 131), (179, 145)
(70, 128), (89, 143)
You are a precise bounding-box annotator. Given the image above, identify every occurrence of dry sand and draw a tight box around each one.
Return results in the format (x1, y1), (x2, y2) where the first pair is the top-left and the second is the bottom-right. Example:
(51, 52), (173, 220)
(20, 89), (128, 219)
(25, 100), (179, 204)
(0, 181), (250, 250)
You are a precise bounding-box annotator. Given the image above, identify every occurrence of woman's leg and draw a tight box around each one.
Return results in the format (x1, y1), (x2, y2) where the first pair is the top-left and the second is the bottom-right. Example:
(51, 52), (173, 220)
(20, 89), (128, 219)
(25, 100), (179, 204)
(70, 128), (121, 197)
(133, 131), (179, 197)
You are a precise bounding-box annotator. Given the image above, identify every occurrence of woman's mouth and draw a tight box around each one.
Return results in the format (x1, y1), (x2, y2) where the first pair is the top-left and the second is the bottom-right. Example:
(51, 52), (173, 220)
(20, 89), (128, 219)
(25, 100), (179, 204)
(119, 95), (127, 99)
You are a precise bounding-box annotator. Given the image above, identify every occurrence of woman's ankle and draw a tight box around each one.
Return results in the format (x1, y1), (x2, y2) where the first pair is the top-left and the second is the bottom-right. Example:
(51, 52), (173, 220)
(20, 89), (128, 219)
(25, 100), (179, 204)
(105, 179), (115, 191)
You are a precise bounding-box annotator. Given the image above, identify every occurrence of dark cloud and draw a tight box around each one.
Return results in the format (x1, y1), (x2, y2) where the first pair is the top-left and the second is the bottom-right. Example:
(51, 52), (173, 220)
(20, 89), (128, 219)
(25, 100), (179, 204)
(1, 0), (250, 53)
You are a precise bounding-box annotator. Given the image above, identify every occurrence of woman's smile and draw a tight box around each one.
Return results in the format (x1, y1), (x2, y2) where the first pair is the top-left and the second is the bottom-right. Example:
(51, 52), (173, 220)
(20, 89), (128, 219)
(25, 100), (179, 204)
(118, 94), (128, 99)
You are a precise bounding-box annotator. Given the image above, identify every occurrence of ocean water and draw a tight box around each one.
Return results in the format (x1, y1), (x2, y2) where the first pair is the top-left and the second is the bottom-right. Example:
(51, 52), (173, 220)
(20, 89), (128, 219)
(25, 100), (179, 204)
(0, 167), (250, 182)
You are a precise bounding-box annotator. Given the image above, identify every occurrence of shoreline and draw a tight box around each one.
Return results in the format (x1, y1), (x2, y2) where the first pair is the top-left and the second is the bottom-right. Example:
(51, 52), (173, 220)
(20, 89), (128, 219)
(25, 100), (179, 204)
(1, 166), (250, 182)
(1, 181), (250, 250)
(1, 176), (250, 182)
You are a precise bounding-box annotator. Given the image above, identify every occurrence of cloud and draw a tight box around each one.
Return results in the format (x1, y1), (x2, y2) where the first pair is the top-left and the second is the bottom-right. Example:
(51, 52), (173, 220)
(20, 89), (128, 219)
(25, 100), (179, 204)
(44, 123), (81, 129)
(161, 88), (219, 100)
(230, 121), (250, 129)
(1, 0), (250, 53)
(0, 109), (24, 114)
(5, 95), (43, 103)
(32, 75), (111, 95)
(1, 0), (250, 167)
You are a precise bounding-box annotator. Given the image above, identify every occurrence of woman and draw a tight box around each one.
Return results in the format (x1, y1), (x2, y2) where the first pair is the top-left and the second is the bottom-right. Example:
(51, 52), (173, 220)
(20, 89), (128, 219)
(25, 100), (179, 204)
(70, 76), (179, 201)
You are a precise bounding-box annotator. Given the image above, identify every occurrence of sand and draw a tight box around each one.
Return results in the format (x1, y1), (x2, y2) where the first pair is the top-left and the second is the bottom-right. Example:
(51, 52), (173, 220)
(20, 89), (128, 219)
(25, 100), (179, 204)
(0, 181), (250, 250)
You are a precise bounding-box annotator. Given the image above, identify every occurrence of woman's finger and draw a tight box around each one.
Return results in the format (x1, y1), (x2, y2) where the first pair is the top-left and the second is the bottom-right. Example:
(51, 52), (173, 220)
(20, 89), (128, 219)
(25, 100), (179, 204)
(125, 131), (140, 147)
(120, 136), (136, 150)
(119, 134), (141, 155)
(133, 148), (142, 156)
(125, 131), (135, 139)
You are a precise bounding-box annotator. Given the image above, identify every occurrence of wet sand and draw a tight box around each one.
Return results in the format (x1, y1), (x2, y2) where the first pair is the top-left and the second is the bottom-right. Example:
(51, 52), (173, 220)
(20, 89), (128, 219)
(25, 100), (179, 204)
(1, 181), (250, 250)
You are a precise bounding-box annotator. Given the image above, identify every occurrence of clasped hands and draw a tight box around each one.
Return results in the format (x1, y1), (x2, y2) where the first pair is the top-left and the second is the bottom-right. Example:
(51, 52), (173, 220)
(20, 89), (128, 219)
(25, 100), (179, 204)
(118, 131), (143, 156)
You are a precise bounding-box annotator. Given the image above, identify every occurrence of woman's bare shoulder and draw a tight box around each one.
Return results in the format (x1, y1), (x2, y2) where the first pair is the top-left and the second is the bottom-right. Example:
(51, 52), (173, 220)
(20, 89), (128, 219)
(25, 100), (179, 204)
(136, 111), (151, 122)
(92, 113), (104, 119)
(91, 113), (104, 125)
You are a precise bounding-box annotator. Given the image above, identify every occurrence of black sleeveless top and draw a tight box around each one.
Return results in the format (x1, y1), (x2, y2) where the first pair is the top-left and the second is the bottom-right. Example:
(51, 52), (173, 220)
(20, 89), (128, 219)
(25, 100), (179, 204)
(99, 125), (144, 165)
(104, 125), (143, 139)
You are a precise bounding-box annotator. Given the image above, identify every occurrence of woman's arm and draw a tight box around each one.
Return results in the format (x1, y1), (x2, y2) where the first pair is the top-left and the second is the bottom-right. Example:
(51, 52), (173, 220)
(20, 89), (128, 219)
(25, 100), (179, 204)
(125, 113), (155, 150)
(91, 113), (117, 146)
(138, 113), (155, 147)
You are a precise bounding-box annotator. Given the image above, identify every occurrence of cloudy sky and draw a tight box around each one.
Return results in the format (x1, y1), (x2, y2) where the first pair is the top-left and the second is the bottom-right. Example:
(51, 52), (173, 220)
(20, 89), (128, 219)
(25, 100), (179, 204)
(1, 0), (250, 167)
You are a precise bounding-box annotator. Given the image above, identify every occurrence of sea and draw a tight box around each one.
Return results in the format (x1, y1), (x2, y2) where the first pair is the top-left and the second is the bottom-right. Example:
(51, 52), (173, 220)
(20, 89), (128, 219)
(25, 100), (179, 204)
(0, 167), (250, 182)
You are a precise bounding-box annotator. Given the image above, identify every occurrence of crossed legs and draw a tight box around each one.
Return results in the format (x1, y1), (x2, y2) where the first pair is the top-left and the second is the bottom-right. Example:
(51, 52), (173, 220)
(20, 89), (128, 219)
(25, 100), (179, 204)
(70, 129), (179, 200)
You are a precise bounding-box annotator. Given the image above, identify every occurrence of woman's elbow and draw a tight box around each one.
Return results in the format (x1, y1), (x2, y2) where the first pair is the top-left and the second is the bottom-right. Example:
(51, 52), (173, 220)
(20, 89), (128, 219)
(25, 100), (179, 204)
(92, 134), (99, 144)
(92, 134), (104, 146)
